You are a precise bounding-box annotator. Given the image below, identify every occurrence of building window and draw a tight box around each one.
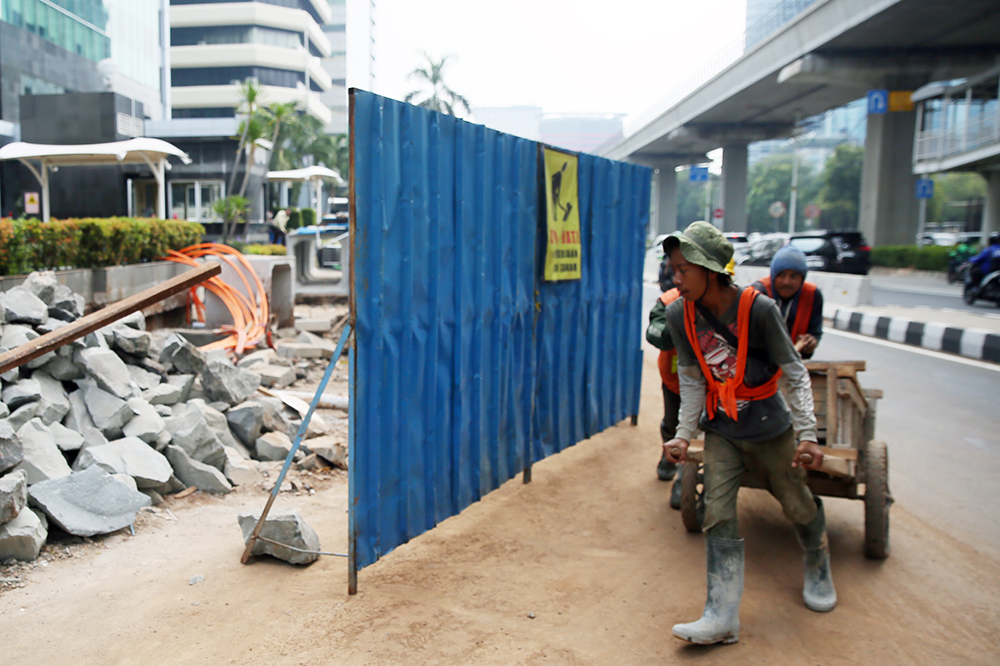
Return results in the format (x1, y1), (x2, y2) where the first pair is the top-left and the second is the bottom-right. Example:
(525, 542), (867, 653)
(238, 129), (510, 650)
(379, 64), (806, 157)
(171, 25), (303, 50)
(171, 180), (225, 222)
(172, 66), (305, 90)
(1, 0), (111, 62)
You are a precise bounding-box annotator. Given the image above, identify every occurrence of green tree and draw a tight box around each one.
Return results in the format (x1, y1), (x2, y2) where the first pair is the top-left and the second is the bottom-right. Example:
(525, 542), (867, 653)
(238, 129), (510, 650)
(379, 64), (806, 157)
(228, 79), (267, 198)
(404, 53), (471, 116)
(817, 144), (863, 230)
(746, 155), (821, 233)
(928, 172), (986, 228)
(267, 100), (302, 171)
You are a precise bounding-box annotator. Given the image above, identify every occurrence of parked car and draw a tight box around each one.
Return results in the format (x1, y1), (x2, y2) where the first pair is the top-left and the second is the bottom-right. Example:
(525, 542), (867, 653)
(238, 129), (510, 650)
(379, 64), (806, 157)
(738, 233), (790, 266)
(787, 230), (872, 275)
(725, 231), (752, 264)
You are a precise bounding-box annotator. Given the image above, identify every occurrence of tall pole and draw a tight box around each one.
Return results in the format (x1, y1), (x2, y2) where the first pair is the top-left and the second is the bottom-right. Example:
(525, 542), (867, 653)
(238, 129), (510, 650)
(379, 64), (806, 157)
(788, 136), (799, 234)
(704, 175), (712, 223)
(917, 197), (927, 245)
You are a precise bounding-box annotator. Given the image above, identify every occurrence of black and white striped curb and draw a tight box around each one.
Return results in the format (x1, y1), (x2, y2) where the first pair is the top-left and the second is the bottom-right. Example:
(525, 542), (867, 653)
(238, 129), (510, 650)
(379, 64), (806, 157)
(832, 308), (1000, 364)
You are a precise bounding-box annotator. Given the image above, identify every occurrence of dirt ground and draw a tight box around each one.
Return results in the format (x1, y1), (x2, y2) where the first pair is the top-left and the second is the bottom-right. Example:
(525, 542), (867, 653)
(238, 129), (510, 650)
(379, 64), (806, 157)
(1, 347), (998, 665)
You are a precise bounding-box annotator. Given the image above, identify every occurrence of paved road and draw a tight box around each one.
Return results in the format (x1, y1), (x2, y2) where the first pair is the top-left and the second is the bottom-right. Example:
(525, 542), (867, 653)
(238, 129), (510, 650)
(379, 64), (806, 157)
(640, 282), (1000, 557)
(870, 272), (999, 312)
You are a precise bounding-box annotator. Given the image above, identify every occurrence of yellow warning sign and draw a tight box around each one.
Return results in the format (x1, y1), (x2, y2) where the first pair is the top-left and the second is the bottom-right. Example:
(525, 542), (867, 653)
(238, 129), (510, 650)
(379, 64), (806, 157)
(24, 192), (40, 215)
(543, 147), (581, 281)
(888, 91), (914, 112)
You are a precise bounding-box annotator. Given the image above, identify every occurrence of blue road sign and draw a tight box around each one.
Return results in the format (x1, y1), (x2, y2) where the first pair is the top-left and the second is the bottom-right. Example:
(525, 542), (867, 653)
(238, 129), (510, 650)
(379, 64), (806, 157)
(867, 89), (889, 115)
(689, 166), (709, 182)
(916, 178), (934, 199)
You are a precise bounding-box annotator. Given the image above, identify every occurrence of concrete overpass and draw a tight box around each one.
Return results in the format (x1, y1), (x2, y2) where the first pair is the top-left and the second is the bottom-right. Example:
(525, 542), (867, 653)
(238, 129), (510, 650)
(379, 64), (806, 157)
(603, 0), (1000, 246)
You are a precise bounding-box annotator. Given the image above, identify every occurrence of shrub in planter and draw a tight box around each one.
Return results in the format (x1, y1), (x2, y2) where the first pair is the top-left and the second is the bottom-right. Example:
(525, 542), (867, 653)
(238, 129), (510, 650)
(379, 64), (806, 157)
(301, 208), (316, 228)
(245, 244), (287, 256)
(287, 209), (301, 230)
(871, 245), (950, 272)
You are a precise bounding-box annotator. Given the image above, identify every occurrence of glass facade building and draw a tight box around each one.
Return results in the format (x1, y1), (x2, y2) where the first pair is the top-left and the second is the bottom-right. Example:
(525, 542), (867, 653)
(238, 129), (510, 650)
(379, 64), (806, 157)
(1, 0), (111, 61)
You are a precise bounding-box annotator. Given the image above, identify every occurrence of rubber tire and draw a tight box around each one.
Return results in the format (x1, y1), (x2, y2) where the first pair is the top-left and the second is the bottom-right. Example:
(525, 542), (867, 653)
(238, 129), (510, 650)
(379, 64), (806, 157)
(963, 284), (977, 305)
(863, 439), (890, 559)
(680, 461), (705, 533)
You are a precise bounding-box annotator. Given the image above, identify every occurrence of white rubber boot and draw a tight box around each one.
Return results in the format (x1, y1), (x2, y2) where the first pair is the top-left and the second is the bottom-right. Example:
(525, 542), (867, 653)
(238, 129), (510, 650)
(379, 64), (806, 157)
(672, 537), (744, 645)
(795, 498), (837, 612)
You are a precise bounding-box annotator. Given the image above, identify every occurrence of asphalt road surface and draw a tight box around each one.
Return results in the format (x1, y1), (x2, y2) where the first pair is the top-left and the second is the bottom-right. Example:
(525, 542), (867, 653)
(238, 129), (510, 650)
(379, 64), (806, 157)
(870, 272), (998, 312)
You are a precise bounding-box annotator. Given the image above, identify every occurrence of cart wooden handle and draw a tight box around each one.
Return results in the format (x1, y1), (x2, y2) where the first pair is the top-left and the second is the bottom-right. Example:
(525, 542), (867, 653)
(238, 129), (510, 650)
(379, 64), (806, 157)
(669, 446), (683, 459)
(798, 452), (814, 466)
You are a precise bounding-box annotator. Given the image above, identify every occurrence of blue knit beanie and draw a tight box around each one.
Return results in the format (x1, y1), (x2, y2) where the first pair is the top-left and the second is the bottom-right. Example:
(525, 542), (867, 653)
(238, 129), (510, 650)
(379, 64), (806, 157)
(770, 245), (808, 285)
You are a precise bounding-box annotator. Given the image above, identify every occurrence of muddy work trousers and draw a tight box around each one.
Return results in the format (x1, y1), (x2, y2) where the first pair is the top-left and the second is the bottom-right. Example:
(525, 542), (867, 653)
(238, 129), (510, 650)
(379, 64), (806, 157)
(702, 428), (818, 540)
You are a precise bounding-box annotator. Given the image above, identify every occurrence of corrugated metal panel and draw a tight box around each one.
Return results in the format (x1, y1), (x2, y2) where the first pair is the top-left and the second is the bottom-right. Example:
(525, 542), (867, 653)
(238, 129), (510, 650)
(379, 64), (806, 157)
(349, 90), (650, 574)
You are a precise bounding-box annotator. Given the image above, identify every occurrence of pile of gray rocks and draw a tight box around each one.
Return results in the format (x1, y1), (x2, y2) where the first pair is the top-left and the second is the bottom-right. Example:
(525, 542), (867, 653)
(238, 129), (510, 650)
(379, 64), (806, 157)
(0, 271), (345, 563)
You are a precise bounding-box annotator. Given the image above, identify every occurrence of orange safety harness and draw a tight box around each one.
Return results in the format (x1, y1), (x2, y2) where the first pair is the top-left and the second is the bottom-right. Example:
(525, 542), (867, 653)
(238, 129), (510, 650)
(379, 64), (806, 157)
(684, 287), (780, 422)
(657, 289), (681, 393)
(758, 276), (816, 342)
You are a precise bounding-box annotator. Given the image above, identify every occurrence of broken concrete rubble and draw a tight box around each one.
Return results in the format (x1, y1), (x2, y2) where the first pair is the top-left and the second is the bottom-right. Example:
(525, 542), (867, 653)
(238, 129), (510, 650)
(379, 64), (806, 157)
(27, 466), (151, 537)
(164, 446), (232, 494)
(0, 419), (22, 474)
(238, 507), (321, 565)
(73, 436), (173, 489)
(200, 358), (260, 406)
(14, 419), (72, 485)
(0, 507), (47, 561)
(159, 333), (206, 374)
(255, 430), (293, 462)
(0, 468), (27, 524)
(75, 347), (136, 400)
(1, 286), (48, 326)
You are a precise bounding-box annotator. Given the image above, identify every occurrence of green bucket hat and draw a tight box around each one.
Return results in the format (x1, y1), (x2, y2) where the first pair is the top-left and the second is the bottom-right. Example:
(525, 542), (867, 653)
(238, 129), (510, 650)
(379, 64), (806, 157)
(662, 221), (733, 274)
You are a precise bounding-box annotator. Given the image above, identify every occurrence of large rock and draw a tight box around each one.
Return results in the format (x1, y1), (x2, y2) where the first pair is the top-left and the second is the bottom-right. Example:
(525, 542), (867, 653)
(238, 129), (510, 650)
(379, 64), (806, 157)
(34, 371), (71, 425)
(1, 324), (53, 369)
(0, 346), (17, 382)
(222, 446), (263, 487)
(0, 469), (28, 524)
(75, 347), (135, 400)
(255, 431), (294, 462)
(190, 399), (243, 453)
(111, 326), (152, 357)
(2, 377), (41, 411)
(163, 403), (225, 468)
(164, 374), (195, 402)
(81, 384), (133, 439)
(237, 508), (320, 565)
(73, 436), (173, 489)
(35, 317), (69, 335)
(50, 421), (85, 452)
(14, 419), (72, 484)
(64, 389), (96, 433)
(7, 402), (39, 432)
(159, 334), (206, 374)
(48, 284), (85, 321)
(226, 401), (264, 447)
(27, 466), (151, 537)
(21, 271), (58, 305)
(1, 286), (48, 325)
(0, 507), (47, 561)
(0, 419), (22, 474)
(200, 358), (260, 406)
(122, 397), (167, 445)
(305, 436), (348, 469)
(256, 364), (297, 388)
(164, 446), (232, 494)
(127, 364), (162, 392)
(38, 354), (84, 381)
(258, 396), (296, 437)
(143, 383), (183, 406)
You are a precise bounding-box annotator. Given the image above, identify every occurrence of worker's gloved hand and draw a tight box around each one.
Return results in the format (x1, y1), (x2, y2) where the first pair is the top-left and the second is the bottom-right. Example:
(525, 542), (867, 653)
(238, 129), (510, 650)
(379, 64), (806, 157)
(796, 334), (818, 357)
(664, 438), (690, 464)
(793, 440), (824, 470)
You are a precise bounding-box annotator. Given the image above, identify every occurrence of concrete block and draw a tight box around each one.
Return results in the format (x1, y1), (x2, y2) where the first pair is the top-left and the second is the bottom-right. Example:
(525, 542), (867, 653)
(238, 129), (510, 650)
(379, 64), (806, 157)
(256, 364), (296, 388)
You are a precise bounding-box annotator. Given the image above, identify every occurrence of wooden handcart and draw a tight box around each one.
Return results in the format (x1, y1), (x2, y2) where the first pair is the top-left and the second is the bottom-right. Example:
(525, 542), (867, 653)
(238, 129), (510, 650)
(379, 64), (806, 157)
(678, 360), (891, 559)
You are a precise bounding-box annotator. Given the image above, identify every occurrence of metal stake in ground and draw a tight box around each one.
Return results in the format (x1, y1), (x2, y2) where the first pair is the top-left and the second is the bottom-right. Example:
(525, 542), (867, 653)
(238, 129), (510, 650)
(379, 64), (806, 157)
(240, 324), (353, 565)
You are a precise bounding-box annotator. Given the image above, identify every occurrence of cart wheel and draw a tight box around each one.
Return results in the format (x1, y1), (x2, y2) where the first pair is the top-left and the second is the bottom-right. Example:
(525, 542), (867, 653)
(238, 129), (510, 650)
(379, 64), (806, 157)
(863, 439), (890, 559)
(680, 461), (705, 533)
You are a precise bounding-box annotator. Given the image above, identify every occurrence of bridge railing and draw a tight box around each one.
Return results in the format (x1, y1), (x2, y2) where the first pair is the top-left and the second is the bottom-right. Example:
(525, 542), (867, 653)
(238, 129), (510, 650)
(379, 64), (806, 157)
(914, 106), (1000, 164)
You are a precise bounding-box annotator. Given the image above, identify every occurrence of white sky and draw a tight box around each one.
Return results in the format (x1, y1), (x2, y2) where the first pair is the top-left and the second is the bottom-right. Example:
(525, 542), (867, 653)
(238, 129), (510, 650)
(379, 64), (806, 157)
(370, 0), (748, 126)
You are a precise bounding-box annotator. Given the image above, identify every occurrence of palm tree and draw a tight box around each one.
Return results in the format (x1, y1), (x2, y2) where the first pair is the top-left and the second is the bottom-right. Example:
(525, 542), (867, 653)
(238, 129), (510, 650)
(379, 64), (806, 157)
(228, 79), (267, 197)
(267, 100), (301, 171)
(404, 53), (471, 117)
(237, 113), (270, 198)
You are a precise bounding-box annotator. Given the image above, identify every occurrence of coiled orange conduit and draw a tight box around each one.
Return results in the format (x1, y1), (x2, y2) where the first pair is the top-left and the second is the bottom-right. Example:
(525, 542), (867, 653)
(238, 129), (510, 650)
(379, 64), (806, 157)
(163, 243), (272, 356)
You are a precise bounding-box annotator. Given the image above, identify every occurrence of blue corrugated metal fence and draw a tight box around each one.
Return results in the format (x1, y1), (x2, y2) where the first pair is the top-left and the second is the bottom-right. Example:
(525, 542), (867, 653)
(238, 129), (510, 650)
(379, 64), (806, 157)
(349, 90), (650, 582)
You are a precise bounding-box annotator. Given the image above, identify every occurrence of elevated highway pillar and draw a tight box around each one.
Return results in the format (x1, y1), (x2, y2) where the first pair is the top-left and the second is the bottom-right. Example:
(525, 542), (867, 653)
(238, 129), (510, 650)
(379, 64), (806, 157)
(653, 164), (678, 236)
(721, 144), (748, 232)
(859, 109), (919, 247)
(983, 171), (1000, 239)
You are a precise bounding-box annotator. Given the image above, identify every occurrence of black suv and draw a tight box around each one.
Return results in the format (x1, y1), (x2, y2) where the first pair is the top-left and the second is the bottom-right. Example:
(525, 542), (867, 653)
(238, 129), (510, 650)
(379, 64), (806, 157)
(787, 230), (871, 275)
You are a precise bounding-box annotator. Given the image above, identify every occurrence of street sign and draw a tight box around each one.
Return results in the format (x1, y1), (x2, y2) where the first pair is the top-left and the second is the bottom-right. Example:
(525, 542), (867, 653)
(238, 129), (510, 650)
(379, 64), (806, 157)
(889, 91), (914, 112)
(916, 178), (934, 199)
(867, 89), (889, 115)
(768, 201), (786, 218)
(24, 192), (39, 215)
(689, 166), (709, 182)
(804, 204), (820, 219)
(713, 207), (724, 220)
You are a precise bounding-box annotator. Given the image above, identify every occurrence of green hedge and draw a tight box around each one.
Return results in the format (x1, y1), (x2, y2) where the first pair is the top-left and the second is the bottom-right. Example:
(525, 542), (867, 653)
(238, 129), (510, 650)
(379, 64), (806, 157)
(287, 209), (301, 230)
(0, 217), (204, 276)
(244, 244), (287, 256)
(301, 208), (316, 227)
(870, 245), (951, 272)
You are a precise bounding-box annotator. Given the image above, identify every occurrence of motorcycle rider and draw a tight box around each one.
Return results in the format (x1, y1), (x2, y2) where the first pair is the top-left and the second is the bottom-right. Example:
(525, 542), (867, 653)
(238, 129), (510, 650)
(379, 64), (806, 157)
(966, 232), (1000, 291)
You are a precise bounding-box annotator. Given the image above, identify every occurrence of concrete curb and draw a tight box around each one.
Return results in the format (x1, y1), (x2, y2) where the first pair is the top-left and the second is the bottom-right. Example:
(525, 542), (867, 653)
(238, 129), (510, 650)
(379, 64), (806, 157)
(832, 308), (1000, 364)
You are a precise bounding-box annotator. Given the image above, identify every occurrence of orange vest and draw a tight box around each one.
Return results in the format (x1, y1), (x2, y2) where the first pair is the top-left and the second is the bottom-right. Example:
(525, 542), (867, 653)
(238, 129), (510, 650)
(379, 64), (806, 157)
(657, 289), (681, 393)
(684, 287), (781, 422)
(758, 277), (816, 341)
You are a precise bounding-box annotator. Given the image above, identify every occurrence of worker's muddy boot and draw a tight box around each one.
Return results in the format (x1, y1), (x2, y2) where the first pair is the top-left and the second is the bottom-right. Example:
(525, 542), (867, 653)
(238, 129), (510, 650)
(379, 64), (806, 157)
(657, 452), (677, 481)
(672, 537), (744, 645)
(794, 498), (837, 612)
(669, 465), (684, 510)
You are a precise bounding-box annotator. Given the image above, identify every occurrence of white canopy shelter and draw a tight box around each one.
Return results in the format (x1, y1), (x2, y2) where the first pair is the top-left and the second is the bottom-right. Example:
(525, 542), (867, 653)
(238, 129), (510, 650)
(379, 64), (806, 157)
(0, 138), (191, 221)
(268, 165), (345, 216)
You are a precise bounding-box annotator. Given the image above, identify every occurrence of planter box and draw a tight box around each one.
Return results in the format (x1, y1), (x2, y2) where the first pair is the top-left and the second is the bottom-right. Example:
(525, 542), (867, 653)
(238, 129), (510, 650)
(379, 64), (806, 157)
(202, 254), (296, 329)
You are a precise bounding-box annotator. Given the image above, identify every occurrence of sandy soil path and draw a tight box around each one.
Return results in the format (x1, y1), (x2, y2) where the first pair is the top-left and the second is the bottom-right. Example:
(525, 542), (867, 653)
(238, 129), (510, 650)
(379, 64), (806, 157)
(1, 349), (998, 665)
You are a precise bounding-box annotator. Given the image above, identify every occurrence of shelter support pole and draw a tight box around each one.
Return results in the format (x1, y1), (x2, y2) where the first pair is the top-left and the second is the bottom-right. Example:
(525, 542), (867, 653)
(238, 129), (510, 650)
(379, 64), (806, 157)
(42, 162), (50, 222)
